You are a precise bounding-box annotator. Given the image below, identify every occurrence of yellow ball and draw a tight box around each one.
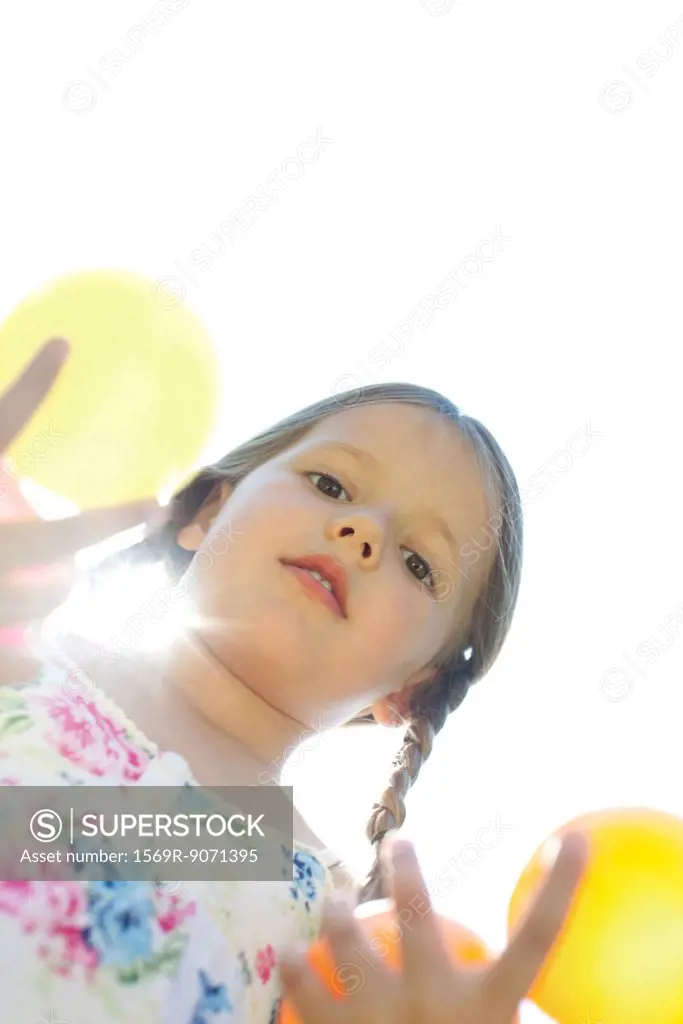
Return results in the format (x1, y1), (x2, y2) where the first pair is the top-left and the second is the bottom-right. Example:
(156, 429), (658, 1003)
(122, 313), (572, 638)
(0, 270), (221, 508)
(508, 808), (683, 1024)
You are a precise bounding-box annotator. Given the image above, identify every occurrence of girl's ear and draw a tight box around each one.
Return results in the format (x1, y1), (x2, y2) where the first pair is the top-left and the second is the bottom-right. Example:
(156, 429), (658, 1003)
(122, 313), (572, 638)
(176, 481), (233, 552)
(368, 665), (438, 727)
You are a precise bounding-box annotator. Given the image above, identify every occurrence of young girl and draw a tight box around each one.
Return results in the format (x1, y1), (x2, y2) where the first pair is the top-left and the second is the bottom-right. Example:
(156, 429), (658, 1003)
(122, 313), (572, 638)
(0, 339), (586, 1023)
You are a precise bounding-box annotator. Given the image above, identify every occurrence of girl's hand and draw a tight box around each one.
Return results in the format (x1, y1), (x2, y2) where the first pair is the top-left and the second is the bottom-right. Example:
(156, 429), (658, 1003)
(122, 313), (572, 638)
(0, 338), (160, 670)
(280, 831), (588, 1023)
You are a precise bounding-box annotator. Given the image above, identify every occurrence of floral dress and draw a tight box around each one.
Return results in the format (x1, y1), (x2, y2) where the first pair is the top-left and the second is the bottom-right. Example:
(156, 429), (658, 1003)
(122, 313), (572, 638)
(0, 645), (335, 1024)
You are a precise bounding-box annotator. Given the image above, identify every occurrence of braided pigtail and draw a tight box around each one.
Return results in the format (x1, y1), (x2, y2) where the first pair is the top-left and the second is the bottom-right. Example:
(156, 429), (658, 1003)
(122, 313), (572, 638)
(356, 648), (474, 904)
(353, 396), (523, 905)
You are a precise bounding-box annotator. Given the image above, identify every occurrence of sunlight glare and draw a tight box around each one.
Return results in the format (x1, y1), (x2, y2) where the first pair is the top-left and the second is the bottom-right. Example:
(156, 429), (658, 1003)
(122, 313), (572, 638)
(43, 559), (190, 653)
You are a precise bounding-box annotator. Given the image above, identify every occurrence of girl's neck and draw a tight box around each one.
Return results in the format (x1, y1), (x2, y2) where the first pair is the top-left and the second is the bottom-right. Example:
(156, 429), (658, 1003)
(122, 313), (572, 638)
(61, 632), (304, 788)
(60, 633), (329, 851)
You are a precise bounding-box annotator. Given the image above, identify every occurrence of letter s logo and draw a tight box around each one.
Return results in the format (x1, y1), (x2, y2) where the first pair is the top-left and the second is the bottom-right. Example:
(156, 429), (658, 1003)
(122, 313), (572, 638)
(30, 809), (63, 842)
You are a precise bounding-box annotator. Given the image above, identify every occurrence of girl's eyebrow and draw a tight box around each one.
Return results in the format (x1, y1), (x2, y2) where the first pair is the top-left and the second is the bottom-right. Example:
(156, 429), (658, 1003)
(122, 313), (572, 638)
(419, 511), (459, 556)
(430, 517), (463, 568)
(298, 441), (381, 473)
(326, 441), (380, 471)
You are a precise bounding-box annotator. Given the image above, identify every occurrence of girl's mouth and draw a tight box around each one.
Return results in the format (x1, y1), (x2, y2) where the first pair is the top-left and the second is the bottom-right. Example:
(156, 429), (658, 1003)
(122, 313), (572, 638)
(281, 563), (345, 618)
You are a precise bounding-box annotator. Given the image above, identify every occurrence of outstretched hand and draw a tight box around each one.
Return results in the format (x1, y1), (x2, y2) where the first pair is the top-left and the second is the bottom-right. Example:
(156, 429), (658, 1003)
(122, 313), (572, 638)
(0, 339), (161, 674)
(280, 830), (587, 1023)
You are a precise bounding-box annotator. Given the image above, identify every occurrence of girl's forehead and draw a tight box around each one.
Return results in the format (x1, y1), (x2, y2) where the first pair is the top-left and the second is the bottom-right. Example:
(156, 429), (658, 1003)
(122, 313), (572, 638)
(301, 402), (477, 469)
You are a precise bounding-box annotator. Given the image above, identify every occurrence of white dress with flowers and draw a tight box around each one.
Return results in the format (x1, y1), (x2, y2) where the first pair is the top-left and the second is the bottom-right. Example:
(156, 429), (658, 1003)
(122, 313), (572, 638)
(0, 646), (334, 1024)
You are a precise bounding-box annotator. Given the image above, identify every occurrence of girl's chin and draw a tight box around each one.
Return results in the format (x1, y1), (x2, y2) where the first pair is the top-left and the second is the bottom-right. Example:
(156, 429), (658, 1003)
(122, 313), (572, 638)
(179, 627), (313, 720)
(178, 613), (327, 690)
(180, 624), (277, 682)
(181, 627), (236, 673)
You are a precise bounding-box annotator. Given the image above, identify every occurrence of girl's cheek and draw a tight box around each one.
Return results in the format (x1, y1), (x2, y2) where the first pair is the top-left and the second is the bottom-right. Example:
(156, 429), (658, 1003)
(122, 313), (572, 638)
(364, 594), (430, 651)
(216, 483), (318, 539)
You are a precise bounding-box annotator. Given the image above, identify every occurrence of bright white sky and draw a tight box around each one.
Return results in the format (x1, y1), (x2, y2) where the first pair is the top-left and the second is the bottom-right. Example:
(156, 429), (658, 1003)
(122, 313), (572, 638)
(3, 2), (683, 1020)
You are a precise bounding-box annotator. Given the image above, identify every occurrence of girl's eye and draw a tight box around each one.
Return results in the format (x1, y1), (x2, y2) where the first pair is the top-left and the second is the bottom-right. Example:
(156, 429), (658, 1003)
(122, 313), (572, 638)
(403, 549), (435, 589)
(307, 472), (352, 502)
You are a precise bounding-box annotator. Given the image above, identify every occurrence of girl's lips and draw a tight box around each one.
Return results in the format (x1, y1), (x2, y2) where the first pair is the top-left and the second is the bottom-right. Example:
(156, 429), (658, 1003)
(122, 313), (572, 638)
(282, 564), (345, 618)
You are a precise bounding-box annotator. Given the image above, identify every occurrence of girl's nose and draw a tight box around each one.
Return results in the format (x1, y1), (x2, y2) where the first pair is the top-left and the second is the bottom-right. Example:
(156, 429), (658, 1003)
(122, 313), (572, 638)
(326, 511), (385, 568)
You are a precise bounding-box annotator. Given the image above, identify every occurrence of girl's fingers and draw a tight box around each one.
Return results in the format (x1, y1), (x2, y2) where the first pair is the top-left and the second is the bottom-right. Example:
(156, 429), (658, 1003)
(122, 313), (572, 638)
(484, 831), (588, 1016)
(0, 646), (40, 685)
(0, 577), (76, 627)
(279, 952), (344, 1024)
(0, 338), (70, 453)
(0, 500), (160, 570)
(381, 834), (453, 986)
(321, 899), (386, 1004)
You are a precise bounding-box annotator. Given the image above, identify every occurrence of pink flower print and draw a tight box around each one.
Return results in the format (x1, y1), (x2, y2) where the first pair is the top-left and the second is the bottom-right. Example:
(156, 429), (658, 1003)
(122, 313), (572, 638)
(36, 883), (99, 977)
(154, 890), (197, 933)
(0, 880), (33, 917)
(0, 881), (99, 978)
(255, 944), (276, 984)
(38, 691), (151, 781)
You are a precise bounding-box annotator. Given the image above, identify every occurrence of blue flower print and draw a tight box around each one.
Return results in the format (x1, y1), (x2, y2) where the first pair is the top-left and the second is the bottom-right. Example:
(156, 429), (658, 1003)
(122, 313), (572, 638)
(288, 851), (327, 913)
(84, 880), (156, 966)
(189, 969), (232, 1023)
(237, 949), (253, 986)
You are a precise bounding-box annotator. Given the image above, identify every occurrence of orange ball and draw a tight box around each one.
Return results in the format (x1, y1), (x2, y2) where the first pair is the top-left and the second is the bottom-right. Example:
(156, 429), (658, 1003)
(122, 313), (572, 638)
(280, 898), (511, 1024)
(508, 808), (683, 1024)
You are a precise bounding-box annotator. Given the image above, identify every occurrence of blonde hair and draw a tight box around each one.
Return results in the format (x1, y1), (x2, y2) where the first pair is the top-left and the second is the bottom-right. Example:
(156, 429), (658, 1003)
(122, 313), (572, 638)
(113, 382), (523, 902)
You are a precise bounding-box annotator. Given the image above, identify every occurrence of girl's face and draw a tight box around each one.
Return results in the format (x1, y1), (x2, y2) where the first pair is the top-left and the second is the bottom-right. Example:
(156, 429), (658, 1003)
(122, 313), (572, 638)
(178, 402), (495, 729)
